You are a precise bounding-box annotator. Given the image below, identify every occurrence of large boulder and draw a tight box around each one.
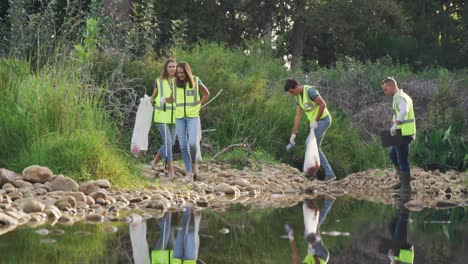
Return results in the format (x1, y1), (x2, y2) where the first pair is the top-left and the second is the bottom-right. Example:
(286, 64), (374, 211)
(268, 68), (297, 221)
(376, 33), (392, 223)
(0, 168), (19, 187)
(47, 175), (79, 192)
(22, 165), (53, 183)
(79, 181), (97, 195)
(17, 198), (46, 213)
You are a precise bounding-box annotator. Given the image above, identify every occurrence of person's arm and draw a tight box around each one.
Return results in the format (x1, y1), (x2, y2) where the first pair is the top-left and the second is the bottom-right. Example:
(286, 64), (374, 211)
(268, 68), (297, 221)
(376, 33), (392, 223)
(313, 96), (327, 122)
(150, 81), (158, 103)
(292, 106), (303, 135)
(289, 238), (300, 264)
(166, 89), (174, 103)
(199, 83), (210, 106)
(395, 97), (407, 125)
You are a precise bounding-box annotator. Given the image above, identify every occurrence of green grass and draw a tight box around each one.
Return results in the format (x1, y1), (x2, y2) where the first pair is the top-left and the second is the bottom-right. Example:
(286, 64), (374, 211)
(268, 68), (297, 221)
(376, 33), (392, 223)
(0, 58), (145, 188)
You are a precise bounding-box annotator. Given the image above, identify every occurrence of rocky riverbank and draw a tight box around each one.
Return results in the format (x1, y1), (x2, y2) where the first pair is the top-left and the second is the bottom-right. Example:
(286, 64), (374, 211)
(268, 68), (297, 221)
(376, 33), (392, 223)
(1, 163), (466, 235)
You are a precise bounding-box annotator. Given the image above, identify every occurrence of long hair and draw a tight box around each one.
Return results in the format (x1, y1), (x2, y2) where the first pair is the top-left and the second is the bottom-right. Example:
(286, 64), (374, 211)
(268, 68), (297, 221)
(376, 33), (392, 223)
(175, 61), (195, 88)
(161, 58), (176, 79)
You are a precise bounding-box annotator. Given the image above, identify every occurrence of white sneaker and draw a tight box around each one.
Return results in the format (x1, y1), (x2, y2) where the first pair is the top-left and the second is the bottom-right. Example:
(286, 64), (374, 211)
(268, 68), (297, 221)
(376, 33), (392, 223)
(182, 172), (194, 182)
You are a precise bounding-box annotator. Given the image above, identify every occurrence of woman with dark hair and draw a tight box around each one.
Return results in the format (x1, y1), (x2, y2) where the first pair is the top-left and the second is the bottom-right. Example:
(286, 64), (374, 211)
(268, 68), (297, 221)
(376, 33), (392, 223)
(150, 59), (177, 177)
(172, 62), (210, 182)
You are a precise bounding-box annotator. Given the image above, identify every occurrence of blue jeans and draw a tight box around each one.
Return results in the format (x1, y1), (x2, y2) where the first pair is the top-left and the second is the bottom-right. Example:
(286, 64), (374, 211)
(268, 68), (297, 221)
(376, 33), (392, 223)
(307, 115), (335, 177)
(155, 212), (174, 250)
(176, 117), (201, 172)
(173, 207), (201, 260)
(389, 137), (413, 173)
(157, 123), (176, 162)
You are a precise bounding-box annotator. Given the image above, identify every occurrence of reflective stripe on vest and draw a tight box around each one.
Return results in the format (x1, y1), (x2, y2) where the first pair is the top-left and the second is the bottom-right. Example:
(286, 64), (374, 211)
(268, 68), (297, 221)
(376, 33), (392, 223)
(297, 85), (329, 122)
(154, 78), (176, 124)
(303, 254), (327, 264)
(392, 90), (416, 136)
(174, 76), (200, 118)
(151, 249), (173, 264)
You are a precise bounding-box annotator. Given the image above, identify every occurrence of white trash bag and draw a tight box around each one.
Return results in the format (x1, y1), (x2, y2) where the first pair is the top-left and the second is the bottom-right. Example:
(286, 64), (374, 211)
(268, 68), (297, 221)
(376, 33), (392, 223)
(130, 95), (153, 157)
(303, 128), (321, 175)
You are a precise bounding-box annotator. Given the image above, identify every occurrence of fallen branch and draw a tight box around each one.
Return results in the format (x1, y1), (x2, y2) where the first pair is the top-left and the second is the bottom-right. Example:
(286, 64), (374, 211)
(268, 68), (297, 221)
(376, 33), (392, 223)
(212, 137), (260, 162)
(201, 89), (223, 108)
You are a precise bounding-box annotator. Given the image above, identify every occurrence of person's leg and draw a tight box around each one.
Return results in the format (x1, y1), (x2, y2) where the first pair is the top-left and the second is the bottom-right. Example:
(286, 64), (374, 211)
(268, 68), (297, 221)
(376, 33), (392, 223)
(155, 212), (172, 250)
(184, 210), (201, 260)
(151, 124), (166, 168)
(165, 124), (177, 176)
(187, 118), (200, 170)
(389, 146), (399, 168)
(396, 143), (410, 173)
(315, 116), (335, 181)
(396, 142), (412, 193)
(173, 207), (191, 259)
(313, 241), (330, 262)
(319, 198), (335, 225)
(176, 118), (192, 173)
(183, 117), (200, 181)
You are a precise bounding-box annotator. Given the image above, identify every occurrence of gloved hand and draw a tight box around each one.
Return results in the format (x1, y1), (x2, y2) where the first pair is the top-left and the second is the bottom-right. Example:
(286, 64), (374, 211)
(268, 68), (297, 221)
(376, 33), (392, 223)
(289, 134), (296, 147)
(286, 134), (296, 151)
(310, 121), (318, 130)
(390, 123), (398, 136)
(284, 224), (294, 241)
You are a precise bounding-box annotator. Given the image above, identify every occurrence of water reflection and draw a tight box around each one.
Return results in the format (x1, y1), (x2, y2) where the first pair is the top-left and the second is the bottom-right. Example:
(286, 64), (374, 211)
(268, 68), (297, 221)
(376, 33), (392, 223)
(0, 195), (465, 263)
(385, 193), (414, 264)
(287, 196), (335, 264)
(130, 207), (202, 264)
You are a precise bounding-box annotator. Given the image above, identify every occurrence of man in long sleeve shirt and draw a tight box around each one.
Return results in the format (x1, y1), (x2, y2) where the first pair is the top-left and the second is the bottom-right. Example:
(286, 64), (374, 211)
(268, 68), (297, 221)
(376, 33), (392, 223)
(381, 77), (416, 194)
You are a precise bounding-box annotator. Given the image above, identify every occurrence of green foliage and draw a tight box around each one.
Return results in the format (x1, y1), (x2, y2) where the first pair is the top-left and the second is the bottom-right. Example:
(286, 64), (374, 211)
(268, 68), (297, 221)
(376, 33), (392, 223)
(412, 126), (467, 171)
(411, 71), (467, 171)
(0, 58), (142, 187)
(74, 18), (99, 65)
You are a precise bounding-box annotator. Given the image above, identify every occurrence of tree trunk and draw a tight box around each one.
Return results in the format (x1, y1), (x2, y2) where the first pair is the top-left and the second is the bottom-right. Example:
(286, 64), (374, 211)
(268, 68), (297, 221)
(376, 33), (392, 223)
(290, 17), (305, 70)
(290, 0), (307, 70)
(104, 0), (131, 22)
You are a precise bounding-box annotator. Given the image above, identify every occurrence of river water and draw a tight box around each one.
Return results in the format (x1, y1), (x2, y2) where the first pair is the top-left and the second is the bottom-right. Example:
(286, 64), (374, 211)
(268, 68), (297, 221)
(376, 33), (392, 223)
(0, 195), (465, 263)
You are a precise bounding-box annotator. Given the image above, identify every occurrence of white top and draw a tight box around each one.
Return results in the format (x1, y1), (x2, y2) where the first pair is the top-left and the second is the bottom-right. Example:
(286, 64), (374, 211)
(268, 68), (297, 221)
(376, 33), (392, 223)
(393, 92), (407, 123)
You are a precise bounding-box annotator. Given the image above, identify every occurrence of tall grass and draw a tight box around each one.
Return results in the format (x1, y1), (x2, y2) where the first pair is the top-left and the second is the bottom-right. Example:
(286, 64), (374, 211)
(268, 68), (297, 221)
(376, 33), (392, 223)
(0, 58), (142, 187)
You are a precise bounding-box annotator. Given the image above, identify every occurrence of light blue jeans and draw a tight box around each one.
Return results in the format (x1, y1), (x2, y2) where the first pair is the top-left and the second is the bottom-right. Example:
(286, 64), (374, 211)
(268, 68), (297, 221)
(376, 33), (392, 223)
(173, 207), (201, 260)
(155, 212), (174, 250)
(157, 123), (176, 162)
(176, 117), (201, 173)
(306, 115), (335, 177)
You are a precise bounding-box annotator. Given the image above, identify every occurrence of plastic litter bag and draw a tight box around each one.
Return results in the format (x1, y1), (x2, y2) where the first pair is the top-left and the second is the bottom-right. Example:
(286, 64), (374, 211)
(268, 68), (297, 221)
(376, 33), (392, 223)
(303, 128), (320, 175)
(130, 95), (153, 157)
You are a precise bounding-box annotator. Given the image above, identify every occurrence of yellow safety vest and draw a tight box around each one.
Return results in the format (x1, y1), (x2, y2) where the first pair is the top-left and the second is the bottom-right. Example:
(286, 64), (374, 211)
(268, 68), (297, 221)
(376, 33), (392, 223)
(392, 248), (414, 264)
(154, 78), (176, 124)
(297, 85), (329, 122)
(151, 249), (173, 264)
(174, 76), (200, 119)
(393, 90), (416, 136)
(303, 254), (327, 264)
(151, 250), (196, 264)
